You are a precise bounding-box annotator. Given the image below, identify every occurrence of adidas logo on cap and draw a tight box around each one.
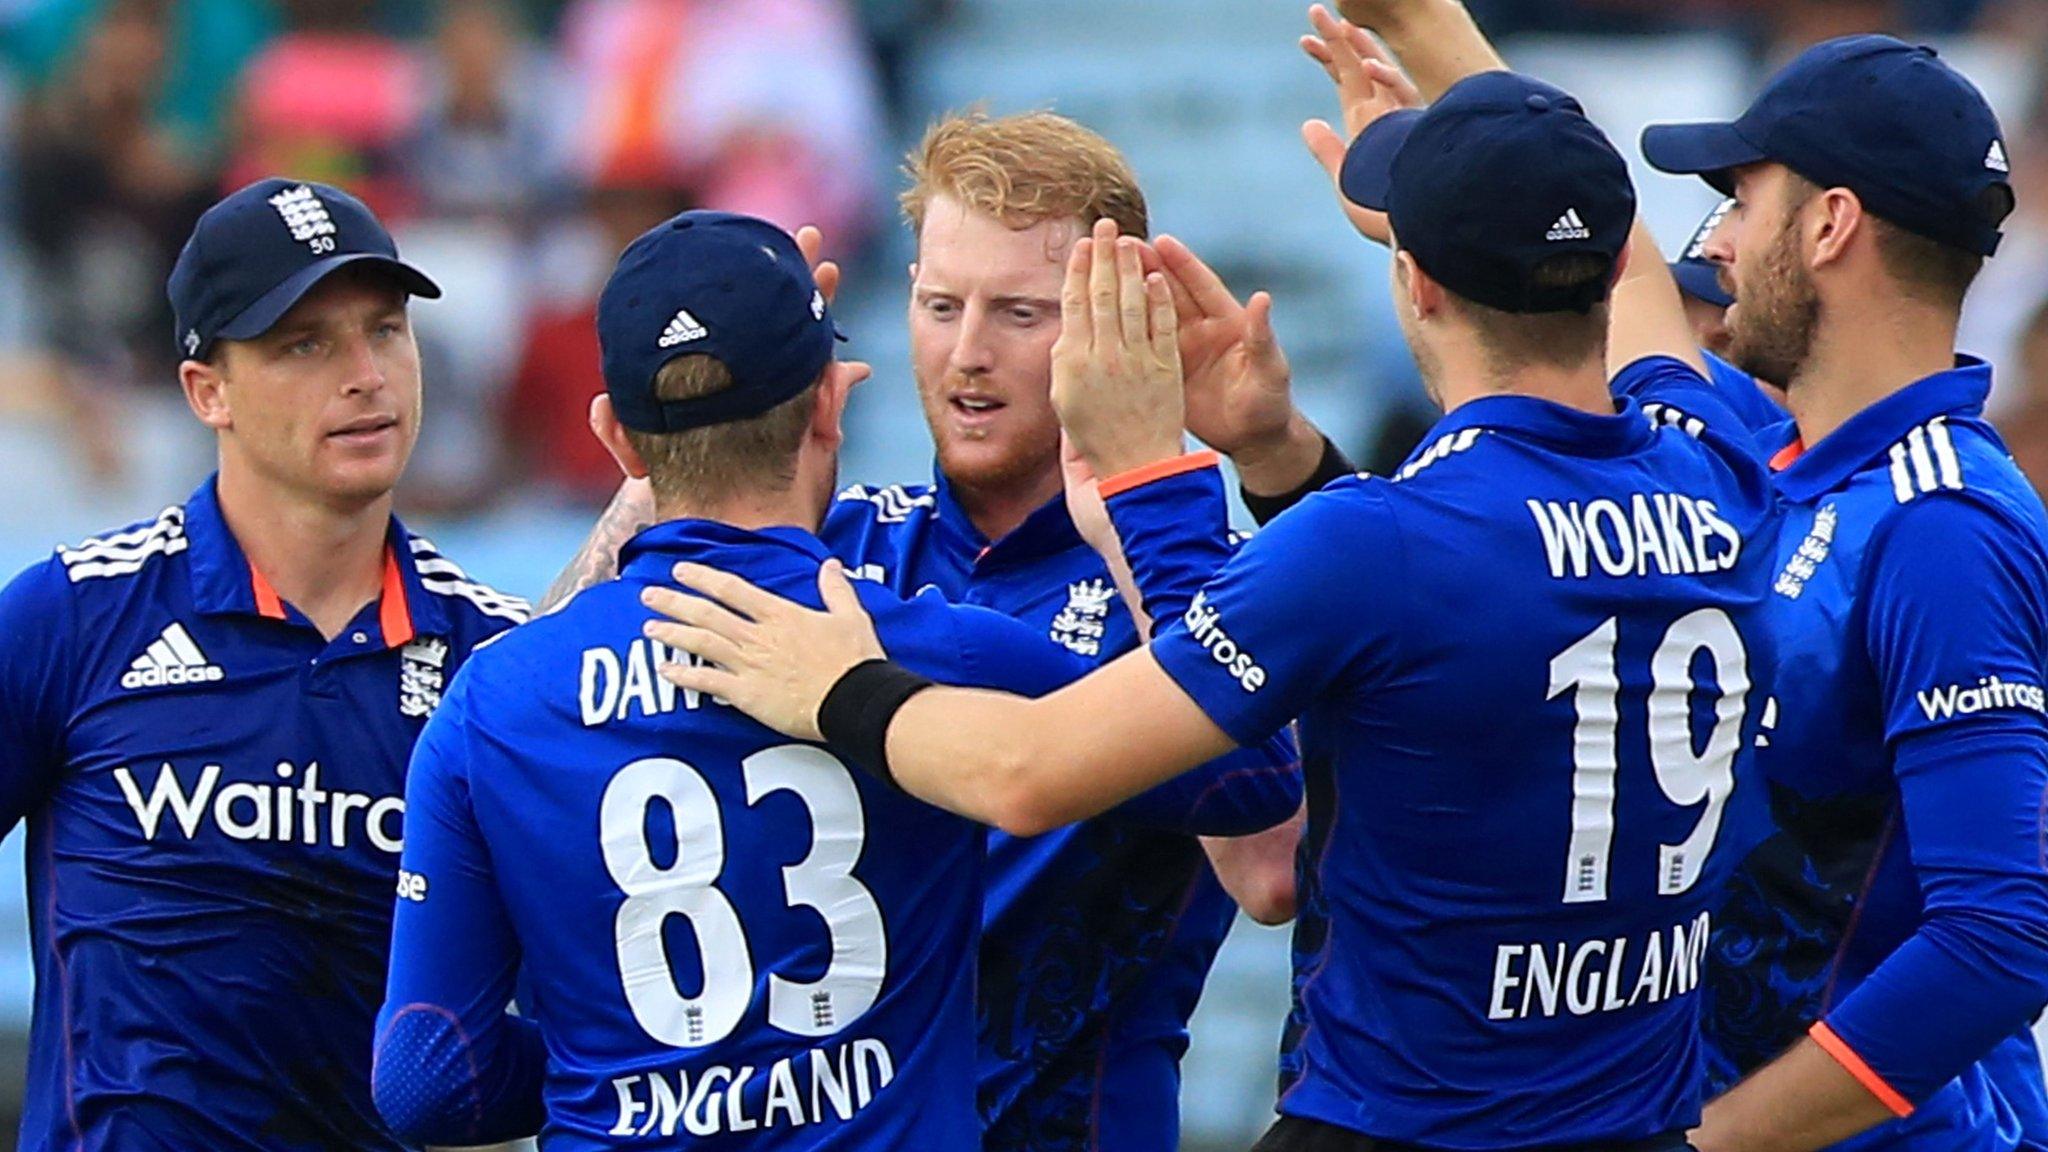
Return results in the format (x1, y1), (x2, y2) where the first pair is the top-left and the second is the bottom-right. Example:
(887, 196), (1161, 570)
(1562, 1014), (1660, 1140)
(658, 309), (708, 348)
(1986, 140), (2009, 174)
(1546, 208), (1592, 242)
(121, 622), (225, 690)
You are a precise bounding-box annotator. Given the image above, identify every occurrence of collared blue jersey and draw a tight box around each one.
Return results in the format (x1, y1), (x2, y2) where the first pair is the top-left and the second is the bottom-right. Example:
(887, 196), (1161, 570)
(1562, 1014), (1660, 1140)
(0, 476), (528, 1152)
(1697, 358), (2048, 1151)
(374, 519), (1186, 1150)
(1151, 361), (1781, 1149)
(823, 465), (1300, 1152)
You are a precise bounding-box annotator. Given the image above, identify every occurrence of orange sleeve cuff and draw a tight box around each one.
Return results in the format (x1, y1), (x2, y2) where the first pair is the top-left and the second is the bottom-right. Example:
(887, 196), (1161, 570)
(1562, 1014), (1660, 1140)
(1810, 1021), (1914, 1117)
(1098, 451), (1221, 499)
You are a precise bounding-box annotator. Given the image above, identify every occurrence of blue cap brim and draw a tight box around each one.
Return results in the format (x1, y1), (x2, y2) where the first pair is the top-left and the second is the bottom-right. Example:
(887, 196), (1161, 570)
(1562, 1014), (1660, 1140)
(215, 253), (443, 343)
(1641, 123), (1766, 192)
(1339, 110), (1424, 211)
(1670, 260), (1734, 308)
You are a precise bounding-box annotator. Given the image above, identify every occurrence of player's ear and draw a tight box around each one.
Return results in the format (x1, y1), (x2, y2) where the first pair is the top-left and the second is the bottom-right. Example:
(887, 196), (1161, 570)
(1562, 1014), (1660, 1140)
(589, 394), (650, 480)
(813, 359), (870, 450)
(1609, 241), (1633, 287)
(1395, 250), (1442, 319)
(180, 354), (233, 432)
(1810, 186), (1863, 271)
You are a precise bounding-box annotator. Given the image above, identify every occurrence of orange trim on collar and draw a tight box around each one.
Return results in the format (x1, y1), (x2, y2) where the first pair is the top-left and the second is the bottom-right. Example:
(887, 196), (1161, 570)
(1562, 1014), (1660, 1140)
(1098, 450), (1221, 499)
(249, 565), (287, 620)
(380, 546), (415, 648)
(247, 545), (415, 644)
(1769, 439), (1806, 472)
(1810, 1021), (1914, 1117)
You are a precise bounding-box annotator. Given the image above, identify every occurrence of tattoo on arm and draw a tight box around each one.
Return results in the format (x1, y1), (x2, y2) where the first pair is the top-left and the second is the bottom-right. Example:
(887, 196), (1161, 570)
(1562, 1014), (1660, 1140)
(541, 481), (657, 610)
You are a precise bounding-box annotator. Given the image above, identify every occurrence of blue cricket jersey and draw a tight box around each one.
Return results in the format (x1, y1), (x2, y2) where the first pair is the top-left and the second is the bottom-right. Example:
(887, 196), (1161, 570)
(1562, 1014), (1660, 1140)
(1275, 750), (1332, 1103)
(0, 476), (528, 1152)
(374, 471), (1295, 1151)
(823, 463), (1301, 1152)
(1151, 360), (1781, 1148)
(1698, 357), (2048, 1151)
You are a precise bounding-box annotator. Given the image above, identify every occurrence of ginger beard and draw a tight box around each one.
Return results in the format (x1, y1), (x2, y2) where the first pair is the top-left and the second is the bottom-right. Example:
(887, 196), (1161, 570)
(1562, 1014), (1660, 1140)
(908, 197), (1079, 511)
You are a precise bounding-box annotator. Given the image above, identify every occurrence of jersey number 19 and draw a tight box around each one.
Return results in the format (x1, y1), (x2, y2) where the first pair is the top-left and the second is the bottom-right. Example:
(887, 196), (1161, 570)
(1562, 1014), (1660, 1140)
(1548, 608), (1751, 904)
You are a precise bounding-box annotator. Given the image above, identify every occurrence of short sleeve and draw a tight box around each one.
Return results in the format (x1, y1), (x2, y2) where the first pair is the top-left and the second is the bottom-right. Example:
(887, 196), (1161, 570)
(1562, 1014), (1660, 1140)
(0, 559), (76, 836)
(1149, 481), (1404, 746)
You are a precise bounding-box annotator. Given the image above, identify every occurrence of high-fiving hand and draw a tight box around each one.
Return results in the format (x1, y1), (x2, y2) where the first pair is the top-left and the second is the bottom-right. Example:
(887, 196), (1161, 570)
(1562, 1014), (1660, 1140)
(1154, 235), (1298, 460)
(1050, 218), (1187, 479)
(641, 560), (884, 742)
(793, 224), (842, 305)
(1299, 3), (1422, 246)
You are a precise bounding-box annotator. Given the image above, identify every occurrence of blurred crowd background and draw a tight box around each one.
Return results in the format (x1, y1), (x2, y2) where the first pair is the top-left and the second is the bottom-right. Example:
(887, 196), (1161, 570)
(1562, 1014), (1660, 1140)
(1, 0), (2047, 1147)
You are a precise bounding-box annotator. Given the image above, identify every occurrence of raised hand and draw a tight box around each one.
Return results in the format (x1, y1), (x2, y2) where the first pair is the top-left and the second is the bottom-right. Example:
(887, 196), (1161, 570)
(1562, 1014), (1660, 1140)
(642, 560), (885, 742)
(1049, 218), (1187, 479)
(1154, 235), (1296, 457)
(1299, 3), (1421, 246)
(1154, 236), (1332, 496)
(1333, 0), (1424, 30)
(794, 224), (843, 305)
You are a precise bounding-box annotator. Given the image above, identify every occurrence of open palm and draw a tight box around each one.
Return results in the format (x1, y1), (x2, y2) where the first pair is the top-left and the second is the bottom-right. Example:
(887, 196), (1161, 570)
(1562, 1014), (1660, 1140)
(1156, 236), (1294, 457)
(1299, 3), (1422, 246)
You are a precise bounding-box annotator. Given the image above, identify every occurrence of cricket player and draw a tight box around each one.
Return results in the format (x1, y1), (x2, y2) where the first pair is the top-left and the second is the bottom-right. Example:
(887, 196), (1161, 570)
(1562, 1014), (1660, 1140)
(1305, 4), (2048, 1146)
(553, 111), (1306, 1152)
(1670, 200), (1788, 419)
(1313, 6), (2048, 1147)
(645, 71), (1783, 1151)
(0, 178), (527, 1150)
(1639, 37), (2048, 1152)
(1671, 199), (1738, 359)
(371, 210), (1289, 1149)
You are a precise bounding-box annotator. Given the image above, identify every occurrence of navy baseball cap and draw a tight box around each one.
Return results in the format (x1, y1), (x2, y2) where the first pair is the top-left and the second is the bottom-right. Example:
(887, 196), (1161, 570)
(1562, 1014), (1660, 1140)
(168, 178), (440, 360)
(598, 211), (845, 434)
(1341, 71), (1636, 314)
(1671, 198), (1735, 308)
(1641, 35), (2013, 257)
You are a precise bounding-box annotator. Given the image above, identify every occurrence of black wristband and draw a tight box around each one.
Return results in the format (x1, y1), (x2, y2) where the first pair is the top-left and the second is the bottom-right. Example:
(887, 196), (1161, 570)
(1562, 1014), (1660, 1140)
(1239, 434), (1355, 526)
(816, 659), (935, 787)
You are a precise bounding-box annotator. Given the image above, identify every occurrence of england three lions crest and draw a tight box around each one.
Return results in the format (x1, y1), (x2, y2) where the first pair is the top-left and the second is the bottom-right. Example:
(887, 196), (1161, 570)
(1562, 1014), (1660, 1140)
(1049, 579), (1116, 657)
(399, 637), (449, 718)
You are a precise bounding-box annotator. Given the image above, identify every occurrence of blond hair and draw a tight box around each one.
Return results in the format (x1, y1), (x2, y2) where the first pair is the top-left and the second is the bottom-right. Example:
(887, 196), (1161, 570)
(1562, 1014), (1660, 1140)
(900, 110), (1148, 240)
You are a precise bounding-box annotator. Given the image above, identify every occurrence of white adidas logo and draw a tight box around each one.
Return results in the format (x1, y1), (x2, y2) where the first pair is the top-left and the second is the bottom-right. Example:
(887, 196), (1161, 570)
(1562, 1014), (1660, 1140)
(1546, 208), (1592, 242)
(1987, 140), (2009, 174)
(122, 623), (225, 690)
(658, 309), (708, 348)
